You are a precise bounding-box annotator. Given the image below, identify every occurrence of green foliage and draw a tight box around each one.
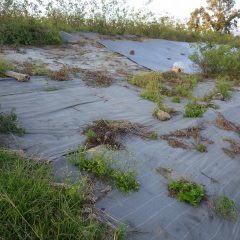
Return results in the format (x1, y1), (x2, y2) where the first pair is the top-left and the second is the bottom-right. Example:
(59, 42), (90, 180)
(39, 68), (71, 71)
(214, 196), (237, 221)
(86, 129), (97, 141)
(214, 80), (232, 99)
(0, 18), (62, 46)
(114, 224), (126, 240)
(174, 75), (198, 98)
(0, 110), (25, 136)
(168, 179), (205, 206)
(196, 143), (207, 153)
(172, 96), (181, 103)
(184, 101), (207, 118)
(0, 148), (112, 239)
(190, 44), (240, 82)
(43, 86), (59, 92)
(0, 58), (14, 77)
(71, 146), (140, 193)
(1, 0), (240, 47)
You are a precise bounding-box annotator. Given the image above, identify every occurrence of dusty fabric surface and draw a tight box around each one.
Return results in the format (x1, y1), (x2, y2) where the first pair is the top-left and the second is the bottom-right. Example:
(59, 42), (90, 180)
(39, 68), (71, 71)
(0, 32), (240, 240)
(99, 39), (199, 73)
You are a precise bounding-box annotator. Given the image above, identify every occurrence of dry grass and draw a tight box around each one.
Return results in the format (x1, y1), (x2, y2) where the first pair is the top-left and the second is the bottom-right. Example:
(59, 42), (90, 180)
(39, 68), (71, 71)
(161, 125), (212, 151)
(215, 113), (240, 135)
(79, 69), (114, 87)
(222, 138), (240, 159)
(83, 120), (157, 149)
(18, 61), (49, 76)
(49, 66), (70, 81)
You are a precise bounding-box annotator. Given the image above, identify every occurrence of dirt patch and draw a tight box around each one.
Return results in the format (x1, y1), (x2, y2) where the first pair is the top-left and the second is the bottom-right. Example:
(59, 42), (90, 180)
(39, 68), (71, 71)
(79, 69), (114, 87)
(222, 138), (240, 159)
(155, 167), (172, 180)
(215, 113), (240, 135)
(83, 119), (157, 149)
(161, 124), (212, 151)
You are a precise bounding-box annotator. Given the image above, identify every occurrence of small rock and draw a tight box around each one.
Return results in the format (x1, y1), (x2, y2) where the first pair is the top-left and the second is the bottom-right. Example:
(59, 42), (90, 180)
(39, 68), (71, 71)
(171, 66), (182, 73)
(156, 110), (171, 121)
(129, 50), (135, 55)
(212, 93), (224, 101)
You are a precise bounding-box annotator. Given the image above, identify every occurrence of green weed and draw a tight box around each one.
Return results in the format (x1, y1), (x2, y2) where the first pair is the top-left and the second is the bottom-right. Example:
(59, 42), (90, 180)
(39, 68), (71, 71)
(0, 110), (25, 136)
(114, 224), (126, 240)
(43, 86), (59, 92)
(71, 146), (140, 193)
(196, 143), (207, 153)
(168, 179), (205, 206)
(184, 101), (207, 118)
(214, 196), (237, 221)
(0, 58), (14, 77)
(172, 96), (181, 103)
(0, 148), (112, 239)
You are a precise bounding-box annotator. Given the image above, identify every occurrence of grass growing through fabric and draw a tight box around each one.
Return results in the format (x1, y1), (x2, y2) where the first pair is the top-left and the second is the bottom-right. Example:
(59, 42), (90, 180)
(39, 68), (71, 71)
(184, 101), (207, 118)
(172, 96), (181, 103)
(214, 196), (238, 222)
(0, 148), (114, 240)
(168, 179), (205, 207)
(83, 120), (157, 150)
(19, 62), (49, 76)
(0, 110), (25, 136)
(49, 66), (70, 81)
(196, 143), (207, 153)
(71, 146), (140, 193)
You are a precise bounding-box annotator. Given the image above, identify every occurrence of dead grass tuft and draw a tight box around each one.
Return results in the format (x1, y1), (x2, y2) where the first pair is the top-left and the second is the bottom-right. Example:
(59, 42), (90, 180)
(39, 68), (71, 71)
(215, 113), (240, 135)
(49, 66), (70, 81)
(83, 120), (157, 149)
(222, 138), (240, 159)
(79, 69), (114, 87)
(18, 61), (49, 76)
(161, 125), (212, 151)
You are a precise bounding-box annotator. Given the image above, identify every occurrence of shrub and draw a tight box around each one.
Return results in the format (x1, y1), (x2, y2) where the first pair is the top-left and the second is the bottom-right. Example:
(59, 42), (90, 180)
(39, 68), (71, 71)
(184, 101), (207, 118)
(190, 44), (240, 82)
(0, 148), (112, 239)
(214, 196), (237, 221)
(71, 146), (140, 193)
(168, 179), (205, 206)
(0, 110), (25, 136)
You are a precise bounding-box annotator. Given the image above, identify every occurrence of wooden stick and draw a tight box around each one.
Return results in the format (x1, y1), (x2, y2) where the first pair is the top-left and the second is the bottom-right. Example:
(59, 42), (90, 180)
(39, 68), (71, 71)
(5, 71), (30, 82)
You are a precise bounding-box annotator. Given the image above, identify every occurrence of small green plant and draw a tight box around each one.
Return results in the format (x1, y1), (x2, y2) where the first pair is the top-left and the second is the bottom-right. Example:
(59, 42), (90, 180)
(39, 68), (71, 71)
(184, 101), (207, 118)
(71, 146), (140, 193)
(0, 110), (25, 135)
(21, 62), (49, 76)
(214, 196), (237, 221)
(0, 58), (14, 77)
(150, 132), (158, 140)
(214, 80), (232, 100)
(114, 224), (126, 240)
(86, 129), (97, 141)
(168, 179), (205, 206)
(196, 143), (207, 153)
(172, 96), (181, 103)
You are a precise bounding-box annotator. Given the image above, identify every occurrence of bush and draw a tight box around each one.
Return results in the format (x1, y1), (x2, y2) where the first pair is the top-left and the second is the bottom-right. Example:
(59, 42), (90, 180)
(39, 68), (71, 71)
(0, 17), (62, 46)
(184, 101), (207, 118)
(168, 179), (205, 206)
(0, 148), (112, 239)
(190, 44), (240, 82)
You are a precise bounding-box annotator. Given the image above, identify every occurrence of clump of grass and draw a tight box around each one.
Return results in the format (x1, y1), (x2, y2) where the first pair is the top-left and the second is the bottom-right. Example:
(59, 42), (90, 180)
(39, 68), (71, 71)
(214, 80), (232, 100)
(49, 66), (70, 81)
(196, 143), (207, 153)
(0, 110), (25, 136)
(20, 61), (49, 76)
(184, 101), (207, 118)
(79, 69), (114, 87)
(71, 146), (140, 193)
(114, 224), (126, 240)
(0, 148), (113, 239)
(168, 179), (205, 206)
(0, 58), (14, 77)
(214, 196), (237, 221)
(172, 96), (181, 103)
(83, 120), (157, 149)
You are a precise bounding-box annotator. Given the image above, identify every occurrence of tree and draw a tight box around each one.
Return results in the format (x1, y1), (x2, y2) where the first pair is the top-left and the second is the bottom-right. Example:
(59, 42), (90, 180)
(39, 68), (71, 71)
(188, 0), (240, 34)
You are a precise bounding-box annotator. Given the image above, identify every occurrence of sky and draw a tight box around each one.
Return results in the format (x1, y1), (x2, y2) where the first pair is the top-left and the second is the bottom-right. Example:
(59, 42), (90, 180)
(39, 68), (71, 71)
(127, 0), (240, 22)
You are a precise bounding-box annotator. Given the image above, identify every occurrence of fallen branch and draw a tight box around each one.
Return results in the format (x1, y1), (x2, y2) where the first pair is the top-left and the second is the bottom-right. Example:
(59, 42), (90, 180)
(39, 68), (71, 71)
(5, 70), (30, 82)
